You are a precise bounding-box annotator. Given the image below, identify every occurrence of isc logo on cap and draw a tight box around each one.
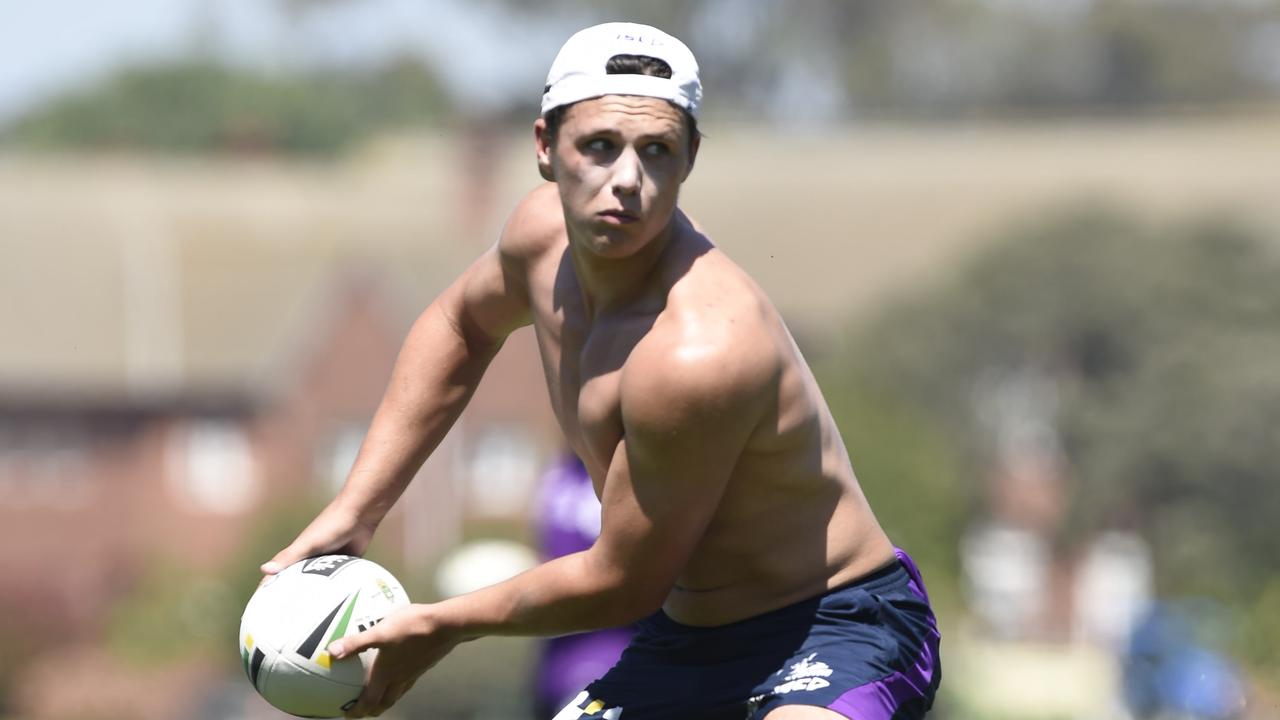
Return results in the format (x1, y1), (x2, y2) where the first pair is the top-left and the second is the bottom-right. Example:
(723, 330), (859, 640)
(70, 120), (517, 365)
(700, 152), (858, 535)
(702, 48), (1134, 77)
(615, 31), (663, 47)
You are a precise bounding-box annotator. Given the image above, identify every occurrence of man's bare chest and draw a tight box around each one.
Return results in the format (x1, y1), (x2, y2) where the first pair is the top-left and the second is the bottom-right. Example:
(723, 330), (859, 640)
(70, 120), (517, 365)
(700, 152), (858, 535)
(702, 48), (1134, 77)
(530, 301), (654, 473)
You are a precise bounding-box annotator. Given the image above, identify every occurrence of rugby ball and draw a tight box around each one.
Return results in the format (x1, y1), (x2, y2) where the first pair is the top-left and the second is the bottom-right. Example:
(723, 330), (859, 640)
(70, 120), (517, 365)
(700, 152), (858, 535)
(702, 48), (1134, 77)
(239, 555), (411, 718)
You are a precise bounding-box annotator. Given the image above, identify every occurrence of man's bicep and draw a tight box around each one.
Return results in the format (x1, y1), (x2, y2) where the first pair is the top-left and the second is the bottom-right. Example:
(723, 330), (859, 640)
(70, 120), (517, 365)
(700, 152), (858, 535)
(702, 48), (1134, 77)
(591, 376), (763, 600)
(589, 438), (731, 605)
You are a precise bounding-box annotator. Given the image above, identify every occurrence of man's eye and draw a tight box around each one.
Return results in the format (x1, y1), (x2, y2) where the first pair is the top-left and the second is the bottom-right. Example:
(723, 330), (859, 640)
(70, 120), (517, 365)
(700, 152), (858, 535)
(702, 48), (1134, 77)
(643, 143), (671, 157)
(585, 139), (614, 153)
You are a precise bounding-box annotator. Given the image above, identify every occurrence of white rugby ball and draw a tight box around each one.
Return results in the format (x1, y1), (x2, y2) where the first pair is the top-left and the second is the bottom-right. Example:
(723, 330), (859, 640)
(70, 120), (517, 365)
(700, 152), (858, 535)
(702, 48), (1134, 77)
(239, 555), (411, 718)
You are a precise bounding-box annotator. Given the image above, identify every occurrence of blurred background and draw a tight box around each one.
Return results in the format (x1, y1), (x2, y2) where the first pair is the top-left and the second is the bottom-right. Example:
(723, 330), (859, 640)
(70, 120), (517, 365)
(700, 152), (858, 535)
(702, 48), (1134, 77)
(2, 1), (1279, 718)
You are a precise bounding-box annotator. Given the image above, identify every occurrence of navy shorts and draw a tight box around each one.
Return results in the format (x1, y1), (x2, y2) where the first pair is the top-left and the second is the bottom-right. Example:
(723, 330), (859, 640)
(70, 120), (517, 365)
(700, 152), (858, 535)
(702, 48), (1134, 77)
(551, 549), (941, 720)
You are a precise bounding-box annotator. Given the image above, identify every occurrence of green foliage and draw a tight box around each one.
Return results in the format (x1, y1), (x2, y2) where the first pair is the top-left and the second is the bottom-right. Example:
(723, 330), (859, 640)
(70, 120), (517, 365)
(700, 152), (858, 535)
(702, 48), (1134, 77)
(1087, 0), (1275, 107)
(844, 203), (1280, 667)
(1238, 578), (1280, 681)
(815, 365), (970, 617)
(102, 498), (328, 669)
(103, 558), (233, 668)
(0, 622), (38, 711)
(500, 0), (1280, 117)
(4, 57), (448, 156)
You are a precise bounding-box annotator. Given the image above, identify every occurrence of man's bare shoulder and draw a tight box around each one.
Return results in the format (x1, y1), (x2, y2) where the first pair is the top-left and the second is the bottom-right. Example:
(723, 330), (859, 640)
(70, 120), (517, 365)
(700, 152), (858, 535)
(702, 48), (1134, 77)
(497, 183), (566, 263)
(620, 249), (782, 434)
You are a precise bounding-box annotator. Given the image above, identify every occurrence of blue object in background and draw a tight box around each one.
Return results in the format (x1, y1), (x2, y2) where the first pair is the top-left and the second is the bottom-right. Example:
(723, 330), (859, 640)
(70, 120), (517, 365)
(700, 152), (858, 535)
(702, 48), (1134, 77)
(1123, 601), (1247, 719)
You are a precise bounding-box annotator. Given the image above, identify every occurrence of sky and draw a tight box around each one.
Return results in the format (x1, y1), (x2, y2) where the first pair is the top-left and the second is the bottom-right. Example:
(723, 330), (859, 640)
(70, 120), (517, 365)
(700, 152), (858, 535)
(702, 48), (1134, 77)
(0, 0), (587, 123)
(10, 1), (1275, 130)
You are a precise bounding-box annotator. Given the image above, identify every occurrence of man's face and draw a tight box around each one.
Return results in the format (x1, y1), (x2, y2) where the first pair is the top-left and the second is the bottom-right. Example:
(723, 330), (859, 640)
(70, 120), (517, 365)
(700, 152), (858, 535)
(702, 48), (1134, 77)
(537, 95), (695, 259)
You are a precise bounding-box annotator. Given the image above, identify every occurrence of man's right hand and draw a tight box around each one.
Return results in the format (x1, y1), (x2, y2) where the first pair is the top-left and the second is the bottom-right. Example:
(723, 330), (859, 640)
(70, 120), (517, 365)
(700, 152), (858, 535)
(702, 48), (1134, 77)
(260, 502), (379, 577)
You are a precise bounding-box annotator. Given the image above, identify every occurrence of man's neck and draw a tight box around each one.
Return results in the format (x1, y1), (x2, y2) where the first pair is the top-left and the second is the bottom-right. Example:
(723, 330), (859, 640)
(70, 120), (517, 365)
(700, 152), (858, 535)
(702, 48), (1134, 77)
(568, 214), (681, 318)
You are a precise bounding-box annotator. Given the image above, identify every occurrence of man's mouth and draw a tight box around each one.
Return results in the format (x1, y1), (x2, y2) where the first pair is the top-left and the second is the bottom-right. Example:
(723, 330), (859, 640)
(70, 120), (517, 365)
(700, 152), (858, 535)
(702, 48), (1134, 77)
(598, 209), (638, 224)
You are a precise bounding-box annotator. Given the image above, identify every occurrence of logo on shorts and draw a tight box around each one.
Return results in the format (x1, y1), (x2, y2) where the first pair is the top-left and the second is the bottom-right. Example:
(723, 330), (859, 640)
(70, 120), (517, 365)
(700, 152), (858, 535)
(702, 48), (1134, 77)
(773, 653), (834, 694)
(552, 691), (623, 719)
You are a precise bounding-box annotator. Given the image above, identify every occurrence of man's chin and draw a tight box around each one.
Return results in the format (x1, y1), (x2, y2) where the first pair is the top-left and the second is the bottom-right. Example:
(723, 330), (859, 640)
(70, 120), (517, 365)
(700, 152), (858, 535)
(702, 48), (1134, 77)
(582, 230), (648, 259)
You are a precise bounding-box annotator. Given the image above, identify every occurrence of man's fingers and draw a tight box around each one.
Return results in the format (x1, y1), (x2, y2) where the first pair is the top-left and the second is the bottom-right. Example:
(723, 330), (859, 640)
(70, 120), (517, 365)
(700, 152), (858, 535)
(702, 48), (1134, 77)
(260, 545), (302, 575)
(257, 549), (298, 586)
(359, 679), (412, 718)
(343, 658), (395, 718)
(344, 683), (385, 719)
(329, 627), (379, 660)
(370, 682), (411, 718)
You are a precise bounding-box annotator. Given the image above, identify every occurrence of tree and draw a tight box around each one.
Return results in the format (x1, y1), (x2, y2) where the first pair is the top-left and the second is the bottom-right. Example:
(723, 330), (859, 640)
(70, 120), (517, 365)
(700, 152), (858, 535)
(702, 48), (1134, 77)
(841, 204), (1280, 667)
(2, 57), (448, 156)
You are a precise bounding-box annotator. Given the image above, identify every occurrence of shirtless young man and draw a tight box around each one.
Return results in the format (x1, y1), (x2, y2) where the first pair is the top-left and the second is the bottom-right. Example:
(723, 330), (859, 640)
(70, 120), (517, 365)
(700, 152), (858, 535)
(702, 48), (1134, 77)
(261, 22), (940, 719)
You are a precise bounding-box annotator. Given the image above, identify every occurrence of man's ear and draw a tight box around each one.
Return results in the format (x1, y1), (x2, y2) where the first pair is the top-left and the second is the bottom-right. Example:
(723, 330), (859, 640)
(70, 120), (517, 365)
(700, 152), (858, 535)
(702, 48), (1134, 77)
(682, 131), (702, 181)
(534, 118), (555, 182)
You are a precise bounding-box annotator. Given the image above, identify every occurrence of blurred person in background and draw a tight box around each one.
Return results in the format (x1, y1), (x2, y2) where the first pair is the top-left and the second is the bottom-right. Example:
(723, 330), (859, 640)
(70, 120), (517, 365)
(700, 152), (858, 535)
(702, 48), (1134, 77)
(261, 21), (939, 719)
(532, 452), (634, 718)
(1123, 602), (1247, 720)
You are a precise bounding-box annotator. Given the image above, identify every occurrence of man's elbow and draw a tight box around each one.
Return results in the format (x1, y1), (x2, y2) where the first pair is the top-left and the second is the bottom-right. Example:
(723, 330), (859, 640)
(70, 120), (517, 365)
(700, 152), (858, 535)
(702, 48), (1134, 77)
(612, 585), (668, 626)
(591, 564), (672, 627)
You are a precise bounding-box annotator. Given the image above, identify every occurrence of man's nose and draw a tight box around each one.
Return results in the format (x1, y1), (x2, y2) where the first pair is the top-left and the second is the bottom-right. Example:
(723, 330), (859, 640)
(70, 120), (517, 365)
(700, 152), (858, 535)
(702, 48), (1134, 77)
(611, 149), (641, 195)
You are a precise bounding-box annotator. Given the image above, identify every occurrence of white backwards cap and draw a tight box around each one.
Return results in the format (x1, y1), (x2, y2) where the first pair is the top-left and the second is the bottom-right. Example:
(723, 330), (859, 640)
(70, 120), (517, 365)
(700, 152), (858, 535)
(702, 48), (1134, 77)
(542, 22), (702, 119)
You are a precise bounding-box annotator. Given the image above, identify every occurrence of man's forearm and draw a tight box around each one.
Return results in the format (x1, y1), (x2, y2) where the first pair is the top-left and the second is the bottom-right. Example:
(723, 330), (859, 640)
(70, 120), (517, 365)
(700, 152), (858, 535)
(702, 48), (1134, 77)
(429, 550), (665, 641)
(335, 297), (503, 525)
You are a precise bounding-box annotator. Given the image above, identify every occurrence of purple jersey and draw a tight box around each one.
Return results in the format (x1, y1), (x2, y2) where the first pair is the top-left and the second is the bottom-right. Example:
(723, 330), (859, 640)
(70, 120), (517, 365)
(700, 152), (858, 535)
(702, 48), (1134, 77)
(533, 454), (634, 713)
(535, 454), (603, 561)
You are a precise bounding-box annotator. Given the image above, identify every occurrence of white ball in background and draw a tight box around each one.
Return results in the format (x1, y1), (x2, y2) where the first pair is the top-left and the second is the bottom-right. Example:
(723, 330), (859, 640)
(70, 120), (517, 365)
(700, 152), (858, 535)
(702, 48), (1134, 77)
(434, 539), (539, 598)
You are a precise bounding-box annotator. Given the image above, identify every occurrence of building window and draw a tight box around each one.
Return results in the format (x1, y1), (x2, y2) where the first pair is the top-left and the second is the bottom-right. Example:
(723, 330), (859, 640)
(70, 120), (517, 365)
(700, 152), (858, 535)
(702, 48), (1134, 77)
(962, 522), (1050, 641)
(167, 419), (258, 514)
(0, 421), (91, 510)
(322, 423), (368, 496)
(460, 424), (540, 517)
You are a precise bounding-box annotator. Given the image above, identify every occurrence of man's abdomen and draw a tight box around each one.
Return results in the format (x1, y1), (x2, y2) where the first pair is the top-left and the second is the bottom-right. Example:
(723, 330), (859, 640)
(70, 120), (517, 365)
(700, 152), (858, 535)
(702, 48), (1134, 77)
(661, 479), (894, 627)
